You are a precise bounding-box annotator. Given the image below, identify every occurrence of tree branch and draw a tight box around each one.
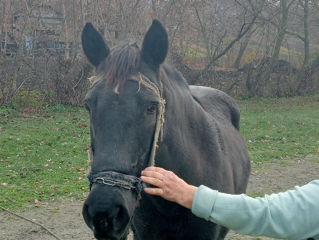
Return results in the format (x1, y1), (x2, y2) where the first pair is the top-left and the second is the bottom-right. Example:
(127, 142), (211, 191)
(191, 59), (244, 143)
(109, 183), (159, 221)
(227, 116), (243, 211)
(312, 0), (319, 12)
(0, 206), (62, 240)
(285, 30), (305, 41)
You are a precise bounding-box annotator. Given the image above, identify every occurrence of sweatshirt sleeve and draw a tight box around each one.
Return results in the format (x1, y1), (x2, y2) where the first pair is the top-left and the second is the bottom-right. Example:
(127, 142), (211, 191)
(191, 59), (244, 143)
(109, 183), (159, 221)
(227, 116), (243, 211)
(191, 180), (319, 240)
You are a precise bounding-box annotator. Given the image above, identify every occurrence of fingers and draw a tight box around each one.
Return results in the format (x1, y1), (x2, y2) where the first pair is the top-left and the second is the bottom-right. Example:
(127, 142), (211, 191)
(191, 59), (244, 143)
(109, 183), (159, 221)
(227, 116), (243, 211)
(143, 187), (164, 196)
(141, 169), (164, 179)
(141, 167), (170, 197)
(141, 167), (165, 188)
(140, 167), (197, 209)
(140, 176), (163, 188)
(140, 173), (165, 197)
(142, 167), (176, 181)
(142, 166), (167, 176)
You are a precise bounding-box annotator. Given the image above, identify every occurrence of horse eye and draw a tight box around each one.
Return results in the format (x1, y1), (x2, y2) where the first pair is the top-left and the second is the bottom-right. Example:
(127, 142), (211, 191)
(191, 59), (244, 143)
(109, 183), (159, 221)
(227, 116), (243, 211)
(147, 102), (158, 114)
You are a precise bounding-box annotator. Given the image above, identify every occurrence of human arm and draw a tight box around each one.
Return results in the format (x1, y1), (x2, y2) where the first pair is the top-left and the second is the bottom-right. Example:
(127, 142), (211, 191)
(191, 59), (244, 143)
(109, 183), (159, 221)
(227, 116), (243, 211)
(141, 167), (319, 240)
(192, 181), (319, 239)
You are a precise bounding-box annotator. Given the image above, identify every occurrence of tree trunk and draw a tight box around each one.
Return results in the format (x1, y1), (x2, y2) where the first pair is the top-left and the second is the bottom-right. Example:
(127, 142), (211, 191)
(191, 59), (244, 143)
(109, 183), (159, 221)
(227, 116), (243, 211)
(1, 0), (9, 55)
(271, 0), (289, 64)
(62, 1), (70, 60)
(264, 0), (295, 85)
(302, 0), (309, 67)
(233, 28), (256, 69)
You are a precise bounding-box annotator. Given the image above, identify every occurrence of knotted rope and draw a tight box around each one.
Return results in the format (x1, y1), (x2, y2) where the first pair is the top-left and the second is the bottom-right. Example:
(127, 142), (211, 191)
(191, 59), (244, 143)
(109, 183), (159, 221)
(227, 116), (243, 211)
(131, 73), (165, 167)
(86, 73), (165, 191)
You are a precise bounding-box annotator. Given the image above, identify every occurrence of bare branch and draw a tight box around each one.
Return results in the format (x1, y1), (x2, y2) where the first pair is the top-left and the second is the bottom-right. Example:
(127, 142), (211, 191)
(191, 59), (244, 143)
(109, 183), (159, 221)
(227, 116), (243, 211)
(0, 207), (62, 240)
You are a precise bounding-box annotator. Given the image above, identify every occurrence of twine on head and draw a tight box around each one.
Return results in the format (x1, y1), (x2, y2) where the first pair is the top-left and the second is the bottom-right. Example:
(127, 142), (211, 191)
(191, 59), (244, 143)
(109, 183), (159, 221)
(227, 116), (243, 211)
(88, 75), (103, 88)
(130, 73), (166, 166)
(87, 72), (165, 168)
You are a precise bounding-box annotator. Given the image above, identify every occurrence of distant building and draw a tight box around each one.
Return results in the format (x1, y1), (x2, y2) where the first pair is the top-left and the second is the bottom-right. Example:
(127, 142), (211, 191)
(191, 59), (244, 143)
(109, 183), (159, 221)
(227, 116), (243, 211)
(1, 1), (71, 56)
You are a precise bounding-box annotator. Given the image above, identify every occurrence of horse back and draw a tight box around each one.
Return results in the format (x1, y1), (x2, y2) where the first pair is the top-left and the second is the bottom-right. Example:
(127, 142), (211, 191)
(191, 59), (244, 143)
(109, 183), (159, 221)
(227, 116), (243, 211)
(189, 85), (240, 130)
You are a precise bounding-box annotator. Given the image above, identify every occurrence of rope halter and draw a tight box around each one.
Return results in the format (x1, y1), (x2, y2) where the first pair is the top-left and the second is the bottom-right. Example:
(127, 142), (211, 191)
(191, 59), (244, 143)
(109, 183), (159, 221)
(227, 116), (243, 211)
(87, 72), (165, 193)
(130, 73), (166, 167)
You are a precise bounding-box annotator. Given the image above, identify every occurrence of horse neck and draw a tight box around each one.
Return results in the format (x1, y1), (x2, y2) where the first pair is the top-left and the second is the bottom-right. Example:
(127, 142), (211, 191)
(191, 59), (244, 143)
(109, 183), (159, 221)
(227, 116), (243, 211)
(157, 66), (217, 173)
(161, 64), (210, 129)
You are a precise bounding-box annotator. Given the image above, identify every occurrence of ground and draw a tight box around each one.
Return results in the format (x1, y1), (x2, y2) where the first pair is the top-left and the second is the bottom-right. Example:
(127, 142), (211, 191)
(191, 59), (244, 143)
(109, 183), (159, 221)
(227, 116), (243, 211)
(1, 155), (318, 240)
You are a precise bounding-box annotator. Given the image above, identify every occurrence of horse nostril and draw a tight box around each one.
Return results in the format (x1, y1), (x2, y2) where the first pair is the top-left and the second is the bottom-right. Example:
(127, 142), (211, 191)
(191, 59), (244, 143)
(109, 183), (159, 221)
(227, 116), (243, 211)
(94, 206), (129, 233)
(98, 217), (109, 230)
(83, 197), (131, 239)
(83, 203), (93, 229)
(112, 206), (128, 232)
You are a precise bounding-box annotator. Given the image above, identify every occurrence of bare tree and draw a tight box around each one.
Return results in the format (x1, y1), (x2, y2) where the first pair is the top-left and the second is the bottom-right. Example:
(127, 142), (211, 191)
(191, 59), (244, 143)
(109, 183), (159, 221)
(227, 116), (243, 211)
(190, 0), (265, 81)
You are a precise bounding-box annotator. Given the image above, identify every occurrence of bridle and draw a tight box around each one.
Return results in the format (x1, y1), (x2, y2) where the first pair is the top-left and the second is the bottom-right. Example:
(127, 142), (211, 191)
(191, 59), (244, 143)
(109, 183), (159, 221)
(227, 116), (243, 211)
(87, 72), (166, 195)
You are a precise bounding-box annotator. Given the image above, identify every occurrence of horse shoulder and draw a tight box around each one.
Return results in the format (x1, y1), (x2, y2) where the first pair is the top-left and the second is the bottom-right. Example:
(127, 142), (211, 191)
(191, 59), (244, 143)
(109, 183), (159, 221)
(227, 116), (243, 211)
(189, 85), (240, 130)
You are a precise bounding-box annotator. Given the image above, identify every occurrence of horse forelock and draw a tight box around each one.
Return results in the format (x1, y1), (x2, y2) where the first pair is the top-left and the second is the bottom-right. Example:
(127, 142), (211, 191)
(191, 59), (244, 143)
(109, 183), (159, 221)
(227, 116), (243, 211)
(100, 43), (141, 91)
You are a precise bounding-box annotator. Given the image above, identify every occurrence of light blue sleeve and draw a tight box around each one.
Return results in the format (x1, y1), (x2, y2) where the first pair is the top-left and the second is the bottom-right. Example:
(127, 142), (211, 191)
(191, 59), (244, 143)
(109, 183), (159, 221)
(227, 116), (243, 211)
(192, 180), (319, 240)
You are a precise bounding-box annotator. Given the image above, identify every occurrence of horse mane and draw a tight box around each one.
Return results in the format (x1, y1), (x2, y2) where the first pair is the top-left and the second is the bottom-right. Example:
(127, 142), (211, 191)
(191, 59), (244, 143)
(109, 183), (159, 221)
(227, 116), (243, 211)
(99, 42), (141, 91)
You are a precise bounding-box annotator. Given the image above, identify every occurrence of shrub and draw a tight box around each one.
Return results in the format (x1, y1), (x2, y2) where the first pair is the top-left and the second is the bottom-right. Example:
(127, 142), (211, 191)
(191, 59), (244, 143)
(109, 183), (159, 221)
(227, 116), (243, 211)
(11, 90), (44, 110)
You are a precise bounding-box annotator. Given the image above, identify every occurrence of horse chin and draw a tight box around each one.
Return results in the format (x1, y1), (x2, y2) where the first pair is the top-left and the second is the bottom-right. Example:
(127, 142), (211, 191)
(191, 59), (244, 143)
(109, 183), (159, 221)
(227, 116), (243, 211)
(83, 196), (133, 240)
(87, 217), (130, 240)
(92, 225), (129, 240)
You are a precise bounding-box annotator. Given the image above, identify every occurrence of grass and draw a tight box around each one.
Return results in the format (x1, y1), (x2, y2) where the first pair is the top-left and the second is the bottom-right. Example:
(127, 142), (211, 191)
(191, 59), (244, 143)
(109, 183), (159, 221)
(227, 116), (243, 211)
(1, 95), (319, 210)
(238, 95), (319, 163)
(0, 106), (90, 210)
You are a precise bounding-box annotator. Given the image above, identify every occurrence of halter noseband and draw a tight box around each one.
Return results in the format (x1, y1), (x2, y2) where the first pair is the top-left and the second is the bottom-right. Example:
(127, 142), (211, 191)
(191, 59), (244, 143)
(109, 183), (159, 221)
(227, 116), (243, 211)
(87, 72), (165, 193)
(87, 171), (144, 194)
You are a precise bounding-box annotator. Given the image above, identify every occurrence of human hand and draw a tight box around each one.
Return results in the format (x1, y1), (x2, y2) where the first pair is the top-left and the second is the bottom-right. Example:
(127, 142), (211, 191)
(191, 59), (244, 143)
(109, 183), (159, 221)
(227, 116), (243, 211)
(141, 166), (197, 209)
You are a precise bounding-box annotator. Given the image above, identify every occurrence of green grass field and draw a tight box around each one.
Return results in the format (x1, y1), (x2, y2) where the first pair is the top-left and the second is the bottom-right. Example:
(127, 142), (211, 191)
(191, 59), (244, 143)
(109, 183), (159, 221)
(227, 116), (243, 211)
(0, 106), (90, 210)
(1, 95), (319, 210)
(239, 95), (319, 163)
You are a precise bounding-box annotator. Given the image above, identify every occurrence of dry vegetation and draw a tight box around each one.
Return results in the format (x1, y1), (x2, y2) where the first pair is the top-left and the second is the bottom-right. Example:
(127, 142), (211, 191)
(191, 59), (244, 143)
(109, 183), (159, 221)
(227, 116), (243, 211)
(0, 0), (319, 107)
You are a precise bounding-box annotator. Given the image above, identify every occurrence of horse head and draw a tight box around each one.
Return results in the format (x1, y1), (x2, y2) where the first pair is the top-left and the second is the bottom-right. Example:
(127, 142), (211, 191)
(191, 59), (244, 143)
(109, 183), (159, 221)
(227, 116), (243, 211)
(81, 20), (168, 240)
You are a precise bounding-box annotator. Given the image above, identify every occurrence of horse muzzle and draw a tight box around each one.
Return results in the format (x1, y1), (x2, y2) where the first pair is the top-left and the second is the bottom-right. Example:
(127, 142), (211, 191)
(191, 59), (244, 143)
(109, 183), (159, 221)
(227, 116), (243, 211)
(83, 171), (142, 240)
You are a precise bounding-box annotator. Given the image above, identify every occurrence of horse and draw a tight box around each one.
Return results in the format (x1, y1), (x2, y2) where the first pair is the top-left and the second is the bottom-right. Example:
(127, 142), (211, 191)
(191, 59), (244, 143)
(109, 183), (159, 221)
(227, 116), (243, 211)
(81, 19), (250, 240)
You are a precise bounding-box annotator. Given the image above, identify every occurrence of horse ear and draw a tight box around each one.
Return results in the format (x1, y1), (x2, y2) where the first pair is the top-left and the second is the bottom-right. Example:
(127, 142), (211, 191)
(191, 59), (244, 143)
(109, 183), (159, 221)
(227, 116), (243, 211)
(82, 23), (110, 68)
(141, 20), (168, 69)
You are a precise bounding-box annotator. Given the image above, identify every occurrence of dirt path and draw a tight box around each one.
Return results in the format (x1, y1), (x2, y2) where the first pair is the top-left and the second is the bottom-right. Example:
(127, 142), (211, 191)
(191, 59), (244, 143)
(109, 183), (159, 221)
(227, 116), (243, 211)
(1, 156), (318, 240)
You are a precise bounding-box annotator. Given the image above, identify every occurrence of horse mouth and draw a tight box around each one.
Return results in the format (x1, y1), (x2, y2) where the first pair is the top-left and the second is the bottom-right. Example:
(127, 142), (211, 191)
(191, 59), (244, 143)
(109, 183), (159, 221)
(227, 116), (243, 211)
(93, 232), (127, 240)
(91, 219), (130, 240)
(94, 237), (118, 240)
(93, 228), (123, 240)
(91, 223), (128, 240)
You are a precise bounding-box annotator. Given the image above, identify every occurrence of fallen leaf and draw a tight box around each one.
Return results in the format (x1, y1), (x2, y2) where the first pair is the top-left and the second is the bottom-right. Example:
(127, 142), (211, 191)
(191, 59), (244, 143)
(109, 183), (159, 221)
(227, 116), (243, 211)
(34, 199), (39, 208)
(78, 122), (88, 128)
(77, 168), (86, 173)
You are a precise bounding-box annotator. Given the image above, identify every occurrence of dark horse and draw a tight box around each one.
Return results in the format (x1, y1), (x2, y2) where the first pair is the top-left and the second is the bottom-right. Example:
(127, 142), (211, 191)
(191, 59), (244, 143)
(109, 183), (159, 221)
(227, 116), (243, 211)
(81, 20), (250, 240)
